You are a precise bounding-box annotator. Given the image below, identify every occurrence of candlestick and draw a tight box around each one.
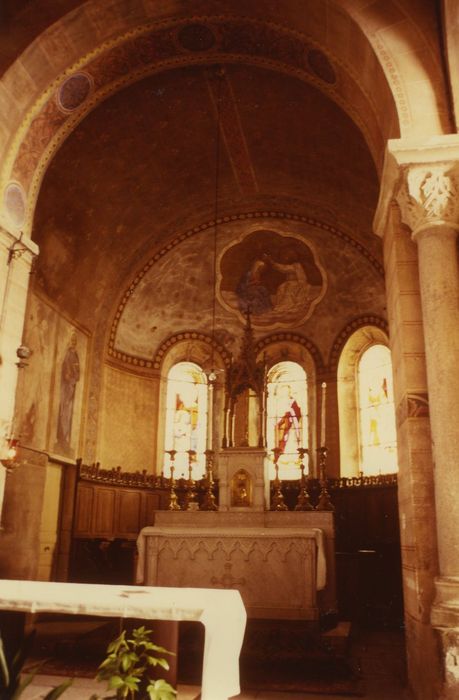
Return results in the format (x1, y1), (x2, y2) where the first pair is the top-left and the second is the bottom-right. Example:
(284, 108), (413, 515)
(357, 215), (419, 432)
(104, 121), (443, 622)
(200, 449), (218, 511)
(320, 381), (327, 447)
(295, 447), (313, 511)
(165, 450), (181, 511)
(315, 446), (334, 511)
(270, 448), (287, 511)
(185, 449), (198, 510)
(207, 382), (214, 450)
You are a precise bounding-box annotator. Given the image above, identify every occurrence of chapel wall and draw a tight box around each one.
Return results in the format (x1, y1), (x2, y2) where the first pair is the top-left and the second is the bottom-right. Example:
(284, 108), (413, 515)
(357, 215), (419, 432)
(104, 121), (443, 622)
(14, 290), (90, 463)
(98, 363), (160, 473)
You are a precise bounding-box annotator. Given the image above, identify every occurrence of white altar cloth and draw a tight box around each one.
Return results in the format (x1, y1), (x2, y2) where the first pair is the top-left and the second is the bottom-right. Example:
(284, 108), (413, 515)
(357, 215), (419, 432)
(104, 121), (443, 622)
(137, 526), (326, 590)
(0, 579), (246, 700)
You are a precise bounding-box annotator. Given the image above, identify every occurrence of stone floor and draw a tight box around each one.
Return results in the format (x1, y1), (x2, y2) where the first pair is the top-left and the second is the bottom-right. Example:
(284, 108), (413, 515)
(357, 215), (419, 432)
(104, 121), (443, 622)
(23, 623), (411, 699)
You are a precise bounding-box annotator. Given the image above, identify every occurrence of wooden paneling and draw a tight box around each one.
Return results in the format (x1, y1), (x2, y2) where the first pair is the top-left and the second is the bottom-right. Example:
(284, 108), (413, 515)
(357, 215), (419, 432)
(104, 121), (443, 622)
(94, 488), (116, 536)
(74, 484), (94, 536)
(69, 479), (168, 584)
(73, 481), (169, 540)
(142, 493), (160, 529)
(117, 490), (142, 535)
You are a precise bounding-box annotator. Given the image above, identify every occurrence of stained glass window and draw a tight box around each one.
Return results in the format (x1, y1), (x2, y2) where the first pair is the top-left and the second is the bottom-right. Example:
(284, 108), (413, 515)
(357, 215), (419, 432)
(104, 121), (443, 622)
(358, 345), (398, 475)
(266, 361), (308, 479)
(164, 361), (208, 479)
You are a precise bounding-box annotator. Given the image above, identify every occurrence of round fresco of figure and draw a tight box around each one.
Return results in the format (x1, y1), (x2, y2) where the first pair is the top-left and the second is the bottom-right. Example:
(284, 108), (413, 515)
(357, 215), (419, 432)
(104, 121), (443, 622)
(217, 230), (326, 329)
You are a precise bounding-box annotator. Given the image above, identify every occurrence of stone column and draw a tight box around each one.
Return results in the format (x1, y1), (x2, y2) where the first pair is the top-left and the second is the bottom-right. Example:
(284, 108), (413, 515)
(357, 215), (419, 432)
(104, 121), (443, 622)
(388, 149), (459, 698)
(395, 164), (459, 579)
(0, 227), (38, 523)
(0, 228), (38, 453)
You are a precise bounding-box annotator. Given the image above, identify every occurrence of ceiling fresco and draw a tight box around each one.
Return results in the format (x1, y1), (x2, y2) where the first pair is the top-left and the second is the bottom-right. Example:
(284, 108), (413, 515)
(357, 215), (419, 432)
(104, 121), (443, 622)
(111, 216), (385, 365)
(32, 61), (381, 344)
(218, 230), (326, 329)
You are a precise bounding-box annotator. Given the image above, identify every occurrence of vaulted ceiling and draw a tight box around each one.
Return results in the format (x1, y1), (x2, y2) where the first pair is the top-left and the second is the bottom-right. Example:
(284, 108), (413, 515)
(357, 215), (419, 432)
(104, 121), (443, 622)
(32, 63), (381, 330)
(0, 0), (452, 366)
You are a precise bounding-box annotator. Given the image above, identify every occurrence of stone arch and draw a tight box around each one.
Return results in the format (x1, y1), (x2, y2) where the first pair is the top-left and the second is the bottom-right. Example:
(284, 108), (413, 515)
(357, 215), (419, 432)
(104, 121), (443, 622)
(336, 323), (391, 477)
(1, 1), (448, 235)
(152, 332), (231, 374)
(256, 334), (320, 462)
(1, 18), (389, 234)
(329, 315), (388, 371)
(443, 0), (459, 132)
(152, 334), (229, 470)
(255, 332), (324, 372)
(344, 2), (452, 138)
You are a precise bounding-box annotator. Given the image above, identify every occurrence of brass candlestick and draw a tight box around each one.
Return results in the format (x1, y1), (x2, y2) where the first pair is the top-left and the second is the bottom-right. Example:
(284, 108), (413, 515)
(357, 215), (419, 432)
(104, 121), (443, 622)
(200, 449), (218, 511)
(295, 447), (313, 511)
(166, 449), (181, 511)
(315, 446), (334, 511)
(185, 449), (199, 510)
(270, 447), (288, 511)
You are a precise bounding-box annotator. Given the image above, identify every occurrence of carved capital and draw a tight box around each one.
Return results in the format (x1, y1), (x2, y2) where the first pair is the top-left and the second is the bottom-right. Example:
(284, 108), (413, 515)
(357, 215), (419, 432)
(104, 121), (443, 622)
(395, 164), (459, 236)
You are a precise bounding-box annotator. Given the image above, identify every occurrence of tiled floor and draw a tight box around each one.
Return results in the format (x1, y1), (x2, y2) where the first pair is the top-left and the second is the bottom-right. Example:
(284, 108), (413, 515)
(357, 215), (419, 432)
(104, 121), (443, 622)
(23, 624), (411, 700)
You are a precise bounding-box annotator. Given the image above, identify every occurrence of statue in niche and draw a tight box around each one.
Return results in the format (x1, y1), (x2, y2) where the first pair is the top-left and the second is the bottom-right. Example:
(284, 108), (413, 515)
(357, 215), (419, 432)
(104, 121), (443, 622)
(55, 331), (80, 455)
(224, 312), (266, 448)
(231, 469), (252, 507)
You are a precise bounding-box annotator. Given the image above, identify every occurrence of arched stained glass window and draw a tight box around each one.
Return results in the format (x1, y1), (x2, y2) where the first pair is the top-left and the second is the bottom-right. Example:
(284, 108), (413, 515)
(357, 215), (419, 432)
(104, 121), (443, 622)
(266, 361), (308, 480)
(165, 361), (208, 479)
(358, 345), (397, 475)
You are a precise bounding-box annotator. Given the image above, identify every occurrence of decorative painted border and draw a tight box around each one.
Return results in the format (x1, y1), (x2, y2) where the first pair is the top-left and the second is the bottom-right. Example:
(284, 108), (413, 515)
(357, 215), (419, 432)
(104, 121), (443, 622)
(107, 330), (234, 371)
(255, 332), (324, 371)
(152, 330), (232, 371)
(328, 315), (389, 370)
(3, 14), (386, 234)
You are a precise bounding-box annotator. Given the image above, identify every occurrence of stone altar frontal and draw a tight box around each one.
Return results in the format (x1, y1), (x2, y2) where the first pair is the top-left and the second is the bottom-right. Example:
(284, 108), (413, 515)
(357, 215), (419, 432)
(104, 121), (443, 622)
(137, 511), (336, 620)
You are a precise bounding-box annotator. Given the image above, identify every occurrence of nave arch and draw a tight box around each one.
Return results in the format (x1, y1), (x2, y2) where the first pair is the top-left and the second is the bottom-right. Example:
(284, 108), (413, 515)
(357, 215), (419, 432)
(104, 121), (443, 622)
(1, 2), (459, 699)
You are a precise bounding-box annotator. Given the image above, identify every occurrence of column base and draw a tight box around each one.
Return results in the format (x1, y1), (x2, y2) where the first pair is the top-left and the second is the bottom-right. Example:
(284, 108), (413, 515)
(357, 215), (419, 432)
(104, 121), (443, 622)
(431, 577), (459, 699)
(431, 576), (459, 628)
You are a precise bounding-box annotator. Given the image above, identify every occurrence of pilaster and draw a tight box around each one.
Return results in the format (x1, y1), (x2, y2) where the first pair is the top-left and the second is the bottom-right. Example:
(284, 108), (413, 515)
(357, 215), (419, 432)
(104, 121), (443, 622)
(0, 227), (38, 458)
(375, 135), (459, 699)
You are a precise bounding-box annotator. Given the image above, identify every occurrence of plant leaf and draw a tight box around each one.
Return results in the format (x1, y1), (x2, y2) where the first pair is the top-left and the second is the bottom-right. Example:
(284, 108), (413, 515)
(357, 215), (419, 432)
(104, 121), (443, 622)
(10, 672), (37, 700)
(108, 675), (125, 689)
(0, 636), (10, 688)
(10, 629), (37, 679)
(43, 678), (74, 699)
(148, 644), (174, 656)
(147, 678), (177, 700)
(120, 654), (132, 672)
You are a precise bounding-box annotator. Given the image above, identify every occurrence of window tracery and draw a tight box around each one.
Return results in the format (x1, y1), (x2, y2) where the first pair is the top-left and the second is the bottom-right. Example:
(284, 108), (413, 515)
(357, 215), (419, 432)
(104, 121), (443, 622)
(357, 344), (397, 475)
(164, 361), (208, 479)
(266, 361), (308, 480)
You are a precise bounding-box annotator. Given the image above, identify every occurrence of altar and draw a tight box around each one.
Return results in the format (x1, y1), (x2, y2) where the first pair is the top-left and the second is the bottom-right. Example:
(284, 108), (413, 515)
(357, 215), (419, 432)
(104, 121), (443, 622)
(137, 327), (337, 622)
(136, 510), (336, 621)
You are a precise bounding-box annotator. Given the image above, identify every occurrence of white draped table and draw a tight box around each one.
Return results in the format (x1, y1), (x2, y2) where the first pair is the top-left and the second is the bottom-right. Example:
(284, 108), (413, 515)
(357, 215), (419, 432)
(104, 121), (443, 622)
(0, 579), (246, 700)
(136, 526), (327, 620)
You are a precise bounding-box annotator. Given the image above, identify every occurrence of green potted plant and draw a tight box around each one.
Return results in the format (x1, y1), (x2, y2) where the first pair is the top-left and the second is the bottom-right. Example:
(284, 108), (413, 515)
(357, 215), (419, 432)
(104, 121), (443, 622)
(93, 625), (177, 700)
(0, 629), (73, 700)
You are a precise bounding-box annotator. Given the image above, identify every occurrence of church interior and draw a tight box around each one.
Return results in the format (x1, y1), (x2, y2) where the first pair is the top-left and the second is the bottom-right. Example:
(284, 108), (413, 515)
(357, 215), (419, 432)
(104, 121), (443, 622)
(1, 1), (459, 698)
